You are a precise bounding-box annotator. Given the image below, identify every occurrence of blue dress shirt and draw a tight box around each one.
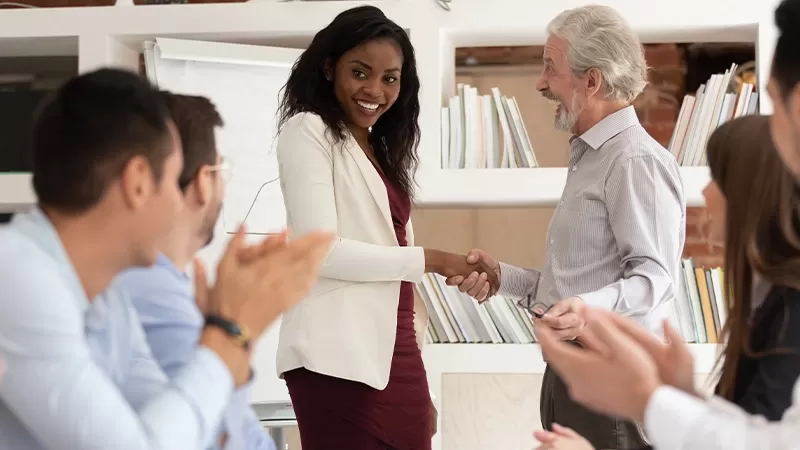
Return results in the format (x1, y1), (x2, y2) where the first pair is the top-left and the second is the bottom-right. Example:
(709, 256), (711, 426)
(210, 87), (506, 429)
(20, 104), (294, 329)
(0, 209), (234, 450)
(118, 253), (277, 450)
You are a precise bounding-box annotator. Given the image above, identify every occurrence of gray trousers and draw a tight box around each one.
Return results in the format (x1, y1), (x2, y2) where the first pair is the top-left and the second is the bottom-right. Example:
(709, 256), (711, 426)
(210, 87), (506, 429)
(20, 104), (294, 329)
(540, 363), (649, 450)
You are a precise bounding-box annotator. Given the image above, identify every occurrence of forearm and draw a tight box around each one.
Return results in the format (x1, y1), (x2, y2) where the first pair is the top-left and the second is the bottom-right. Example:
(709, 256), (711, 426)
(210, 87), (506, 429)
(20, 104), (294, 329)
(644, 385), (800, 450)
(319, 237), (425, 283)
(0, 346), (234, 450)
(576, 263), (673, 317)
(227, 386), (277, 450)
(497, 262), (540, 299)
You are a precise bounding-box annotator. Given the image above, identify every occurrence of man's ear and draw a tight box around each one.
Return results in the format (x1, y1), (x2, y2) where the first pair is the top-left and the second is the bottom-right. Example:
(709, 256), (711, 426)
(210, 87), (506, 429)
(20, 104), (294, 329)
(187, 167), (212, 207)
(118, 155), (153, 210)
(585, 68), (603, 98)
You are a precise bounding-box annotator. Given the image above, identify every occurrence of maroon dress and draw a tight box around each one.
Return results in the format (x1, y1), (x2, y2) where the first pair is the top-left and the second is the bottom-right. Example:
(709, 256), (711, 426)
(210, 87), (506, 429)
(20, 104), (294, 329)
(283, 163), (432, 450)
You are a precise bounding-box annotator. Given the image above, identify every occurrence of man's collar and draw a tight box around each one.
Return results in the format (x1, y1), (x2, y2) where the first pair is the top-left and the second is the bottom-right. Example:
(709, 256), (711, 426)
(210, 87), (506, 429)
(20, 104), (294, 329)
(155, 252), (189, 280)
(578, 105), (639, 150)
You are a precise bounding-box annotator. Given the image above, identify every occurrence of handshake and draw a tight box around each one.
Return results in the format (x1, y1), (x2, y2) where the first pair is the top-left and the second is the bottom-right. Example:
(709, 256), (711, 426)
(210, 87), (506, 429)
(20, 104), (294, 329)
(425, 248), (501, 301)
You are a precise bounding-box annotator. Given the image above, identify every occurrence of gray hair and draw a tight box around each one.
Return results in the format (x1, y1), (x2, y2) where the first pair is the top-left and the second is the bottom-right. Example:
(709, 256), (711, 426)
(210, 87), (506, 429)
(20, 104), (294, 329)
(546, 5), (648, 103)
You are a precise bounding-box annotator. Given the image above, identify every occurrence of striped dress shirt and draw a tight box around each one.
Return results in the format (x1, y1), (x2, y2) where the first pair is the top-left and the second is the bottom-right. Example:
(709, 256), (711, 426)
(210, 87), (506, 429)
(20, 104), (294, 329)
(499, 106), (686, 332)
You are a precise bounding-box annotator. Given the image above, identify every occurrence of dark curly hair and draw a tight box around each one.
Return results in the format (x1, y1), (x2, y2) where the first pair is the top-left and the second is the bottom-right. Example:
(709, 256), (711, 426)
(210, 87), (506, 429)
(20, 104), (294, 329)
(276, 5), (421, 197)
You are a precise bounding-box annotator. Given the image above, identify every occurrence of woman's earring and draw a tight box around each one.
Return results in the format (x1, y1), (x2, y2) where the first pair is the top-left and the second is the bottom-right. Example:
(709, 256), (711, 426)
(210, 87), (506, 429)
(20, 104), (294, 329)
(325, 72), (332, 81)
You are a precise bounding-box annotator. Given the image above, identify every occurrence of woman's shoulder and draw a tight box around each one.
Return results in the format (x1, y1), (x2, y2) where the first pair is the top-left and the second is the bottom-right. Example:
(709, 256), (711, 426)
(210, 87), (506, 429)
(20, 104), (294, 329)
(280, 111), (328, 136)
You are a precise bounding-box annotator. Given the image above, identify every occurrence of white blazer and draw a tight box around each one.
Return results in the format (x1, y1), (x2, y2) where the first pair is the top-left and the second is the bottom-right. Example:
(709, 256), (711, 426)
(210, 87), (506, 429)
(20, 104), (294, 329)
(275, 112), (430, 390)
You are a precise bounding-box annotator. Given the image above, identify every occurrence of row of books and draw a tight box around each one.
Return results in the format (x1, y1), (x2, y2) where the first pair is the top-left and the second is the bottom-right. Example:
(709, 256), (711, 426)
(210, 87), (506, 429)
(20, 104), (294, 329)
(418, 272), (537, 344)
(671, 258), (726, 344)
(668, 63), (759, 166)
(439, 84), (539, 170)
(419, 258), (726, 345)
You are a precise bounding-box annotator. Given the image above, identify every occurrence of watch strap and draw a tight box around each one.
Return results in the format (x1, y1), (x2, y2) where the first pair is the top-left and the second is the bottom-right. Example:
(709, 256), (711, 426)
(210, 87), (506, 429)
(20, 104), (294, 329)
(204, 314), (251, 351)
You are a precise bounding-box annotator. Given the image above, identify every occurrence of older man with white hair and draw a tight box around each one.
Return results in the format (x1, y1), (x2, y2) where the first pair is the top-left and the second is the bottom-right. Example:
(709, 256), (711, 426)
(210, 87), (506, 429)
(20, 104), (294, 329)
(447, 5), (686, 448)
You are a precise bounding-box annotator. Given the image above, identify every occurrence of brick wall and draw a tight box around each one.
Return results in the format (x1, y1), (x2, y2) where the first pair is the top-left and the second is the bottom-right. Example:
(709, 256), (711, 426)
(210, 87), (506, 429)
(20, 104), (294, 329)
(636, 43), (724, 268)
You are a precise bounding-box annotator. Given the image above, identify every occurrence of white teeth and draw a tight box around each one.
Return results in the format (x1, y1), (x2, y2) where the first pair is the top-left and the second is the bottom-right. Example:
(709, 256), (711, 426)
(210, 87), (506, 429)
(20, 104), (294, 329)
(357, 100), (380, 111)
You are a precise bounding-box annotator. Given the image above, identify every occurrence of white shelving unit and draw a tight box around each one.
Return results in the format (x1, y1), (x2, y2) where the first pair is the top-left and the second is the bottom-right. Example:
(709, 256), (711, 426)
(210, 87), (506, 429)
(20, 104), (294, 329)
(0, 1), (780, 448)
(422, 343), (721, 376)
(417, 166), (712, 207)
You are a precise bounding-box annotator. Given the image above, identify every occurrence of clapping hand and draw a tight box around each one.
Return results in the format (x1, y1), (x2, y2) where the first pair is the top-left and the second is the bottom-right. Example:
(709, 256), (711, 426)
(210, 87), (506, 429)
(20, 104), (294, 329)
(443, 249), (500, 302)
(602, 315), (698, 397)
(534, 424), (595, 450)
(535, 308), (661, 423)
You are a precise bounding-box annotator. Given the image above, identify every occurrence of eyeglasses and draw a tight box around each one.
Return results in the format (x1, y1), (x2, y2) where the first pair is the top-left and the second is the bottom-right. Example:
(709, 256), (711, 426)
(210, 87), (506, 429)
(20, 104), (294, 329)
(516, 295), (552, 319)
(207, 155), (234, 183)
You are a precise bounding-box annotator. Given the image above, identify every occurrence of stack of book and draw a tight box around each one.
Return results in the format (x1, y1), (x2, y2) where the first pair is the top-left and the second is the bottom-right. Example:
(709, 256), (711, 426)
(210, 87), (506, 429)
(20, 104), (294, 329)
(440, 84), (539, 170)
(420, 258), (726, 345)
(668, 63), (759, 166)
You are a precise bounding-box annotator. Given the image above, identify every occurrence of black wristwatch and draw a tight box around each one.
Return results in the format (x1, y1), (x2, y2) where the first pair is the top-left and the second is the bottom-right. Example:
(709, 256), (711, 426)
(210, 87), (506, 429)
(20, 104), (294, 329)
(204, 315), (251, 351)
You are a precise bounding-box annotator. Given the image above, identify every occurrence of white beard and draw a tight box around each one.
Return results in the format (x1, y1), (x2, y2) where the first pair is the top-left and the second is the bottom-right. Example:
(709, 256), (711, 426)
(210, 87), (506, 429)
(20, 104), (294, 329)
(554, 90), (583, 133)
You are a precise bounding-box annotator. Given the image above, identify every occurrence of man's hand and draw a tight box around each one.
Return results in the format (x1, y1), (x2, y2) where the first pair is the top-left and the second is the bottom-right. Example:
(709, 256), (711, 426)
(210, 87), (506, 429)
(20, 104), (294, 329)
(536, 308), (662, 423)
(534, 424), (595, 450)
(607, 315), (698, 397)
(534, 297), (586, 341)
(444, 249), (500, 302)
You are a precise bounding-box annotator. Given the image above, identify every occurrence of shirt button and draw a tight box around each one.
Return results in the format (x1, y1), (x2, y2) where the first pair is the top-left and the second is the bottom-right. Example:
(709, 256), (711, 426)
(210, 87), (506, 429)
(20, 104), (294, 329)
(560, 201), (564, 206)
(572, 166), (577, 171)
(550, 238), (555, 244)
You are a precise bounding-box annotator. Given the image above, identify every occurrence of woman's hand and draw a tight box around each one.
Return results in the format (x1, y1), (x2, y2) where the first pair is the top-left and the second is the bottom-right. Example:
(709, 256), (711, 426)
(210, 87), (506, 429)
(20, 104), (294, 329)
(533, 424), (595, 450)
(603, 316), (698, 397)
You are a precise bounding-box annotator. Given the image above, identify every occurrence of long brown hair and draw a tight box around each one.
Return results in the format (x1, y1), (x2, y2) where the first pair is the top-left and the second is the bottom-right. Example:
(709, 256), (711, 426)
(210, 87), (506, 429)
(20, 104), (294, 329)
(707, 114), (800, 399)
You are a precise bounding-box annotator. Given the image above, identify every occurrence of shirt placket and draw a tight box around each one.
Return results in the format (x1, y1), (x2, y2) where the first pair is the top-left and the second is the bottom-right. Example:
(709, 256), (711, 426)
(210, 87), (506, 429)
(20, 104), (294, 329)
(541, 138), (589, 302)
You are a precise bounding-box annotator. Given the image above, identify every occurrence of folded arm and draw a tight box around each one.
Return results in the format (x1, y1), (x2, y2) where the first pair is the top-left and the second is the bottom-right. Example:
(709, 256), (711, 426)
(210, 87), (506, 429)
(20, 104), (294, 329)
(577, 155), (684, 317)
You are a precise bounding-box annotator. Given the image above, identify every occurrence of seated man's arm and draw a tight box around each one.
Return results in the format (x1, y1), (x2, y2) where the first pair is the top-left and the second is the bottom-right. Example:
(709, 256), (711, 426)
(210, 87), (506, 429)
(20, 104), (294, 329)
(0, 270), (233, 450)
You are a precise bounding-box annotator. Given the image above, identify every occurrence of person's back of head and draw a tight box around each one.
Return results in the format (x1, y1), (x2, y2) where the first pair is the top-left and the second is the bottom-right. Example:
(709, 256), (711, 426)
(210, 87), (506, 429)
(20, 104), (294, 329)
(705, 114), (800, 399)
(769, 0), (800, 177)
(33, 68), (174, 213)
(160, 92), (224, 191)
(31, 68), (185, 267)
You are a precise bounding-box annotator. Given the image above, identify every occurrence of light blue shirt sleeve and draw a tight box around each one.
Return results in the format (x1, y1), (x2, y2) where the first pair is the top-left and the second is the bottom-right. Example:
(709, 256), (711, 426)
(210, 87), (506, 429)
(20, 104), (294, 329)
(0, 257), (235, 450)
(122, 262), (276, 450)
(229, 386), (278, 450)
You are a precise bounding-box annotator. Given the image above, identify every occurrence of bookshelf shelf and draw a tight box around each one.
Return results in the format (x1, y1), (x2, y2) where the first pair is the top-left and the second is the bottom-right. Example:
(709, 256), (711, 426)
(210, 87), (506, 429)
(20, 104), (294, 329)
(422, 343), (721, 375)
(415, 166), (711, 207)
(0, 174), (33, 213)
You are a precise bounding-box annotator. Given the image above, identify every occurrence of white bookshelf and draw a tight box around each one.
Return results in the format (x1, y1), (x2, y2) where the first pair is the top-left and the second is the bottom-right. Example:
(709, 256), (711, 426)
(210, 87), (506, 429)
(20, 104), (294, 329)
(416, 166), (711, 207)
(0, 1), (779, 448)
(0, 173), (34, 212)
(422, 343), (721, 376)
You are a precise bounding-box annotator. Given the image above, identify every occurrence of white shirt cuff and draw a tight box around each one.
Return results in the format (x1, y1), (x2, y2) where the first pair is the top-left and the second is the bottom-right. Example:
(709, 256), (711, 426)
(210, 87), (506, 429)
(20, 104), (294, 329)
(644, 385), (709, 450)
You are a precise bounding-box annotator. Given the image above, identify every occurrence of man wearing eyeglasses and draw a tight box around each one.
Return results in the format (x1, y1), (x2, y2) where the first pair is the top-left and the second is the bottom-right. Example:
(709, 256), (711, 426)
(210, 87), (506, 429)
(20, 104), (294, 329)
(112, 92), (277, 450)
(445, 5), (686, 449)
